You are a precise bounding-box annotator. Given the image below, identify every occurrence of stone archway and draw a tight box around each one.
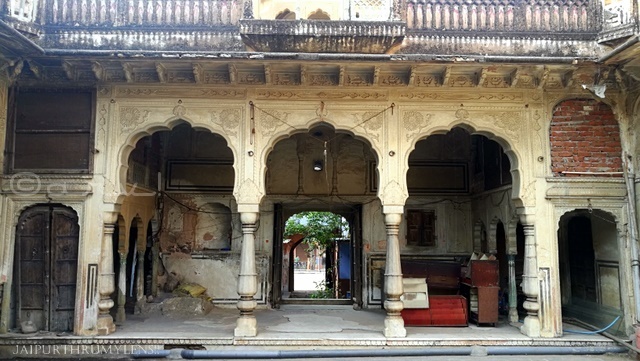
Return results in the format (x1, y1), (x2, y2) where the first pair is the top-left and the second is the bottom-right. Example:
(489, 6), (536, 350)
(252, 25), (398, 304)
(265, 123), (375, 310)
(557, 209), (623, 331)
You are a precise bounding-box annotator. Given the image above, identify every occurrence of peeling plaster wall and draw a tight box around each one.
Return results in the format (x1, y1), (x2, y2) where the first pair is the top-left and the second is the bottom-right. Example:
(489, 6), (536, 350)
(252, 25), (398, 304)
(162, 252), (269, 305)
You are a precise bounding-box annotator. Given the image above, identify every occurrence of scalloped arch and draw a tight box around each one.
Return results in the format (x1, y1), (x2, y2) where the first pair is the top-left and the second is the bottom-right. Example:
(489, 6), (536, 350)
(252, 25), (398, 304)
(405, 123), (524, 207)
(115, 117), (237, 205)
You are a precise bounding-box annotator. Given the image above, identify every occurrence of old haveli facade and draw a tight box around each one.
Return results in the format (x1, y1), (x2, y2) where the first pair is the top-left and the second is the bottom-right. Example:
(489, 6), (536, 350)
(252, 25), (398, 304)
(0, 0), (639, 341)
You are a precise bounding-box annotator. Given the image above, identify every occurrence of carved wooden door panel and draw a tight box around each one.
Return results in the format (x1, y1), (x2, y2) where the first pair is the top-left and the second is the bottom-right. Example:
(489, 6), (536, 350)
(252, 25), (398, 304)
(15, 205), (78, 332)
(49, 208), (79, 332)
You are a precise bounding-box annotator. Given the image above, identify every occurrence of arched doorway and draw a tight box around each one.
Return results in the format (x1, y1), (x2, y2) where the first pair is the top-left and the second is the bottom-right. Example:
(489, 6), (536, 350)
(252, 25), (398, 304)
(558, 209), (622, 331)
(12, 204), (79, 332)
(120, 122), (236, 311)
(282, 212), (351, 301)
(267, 123), (374, 308)
(405, 127), (516, 326)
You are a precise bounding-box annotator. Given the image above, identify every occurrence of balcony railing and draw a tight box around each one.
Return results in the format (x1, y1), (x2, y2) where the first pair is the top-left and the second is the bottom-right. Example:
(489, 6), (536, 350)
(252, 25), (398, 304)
(405, 0), (601, 34)
(2, 0), (632, 46)
(5, 0), (243, 27)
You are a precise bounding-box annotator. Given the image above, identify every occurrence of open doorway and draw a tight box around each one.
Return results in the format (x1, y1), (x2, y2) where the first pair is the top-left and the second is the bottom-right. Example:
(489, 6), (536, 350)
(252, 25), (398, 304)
(282, 211), (351, 300)
(558, 209), (623, 333)
(273, 207), (362, 306)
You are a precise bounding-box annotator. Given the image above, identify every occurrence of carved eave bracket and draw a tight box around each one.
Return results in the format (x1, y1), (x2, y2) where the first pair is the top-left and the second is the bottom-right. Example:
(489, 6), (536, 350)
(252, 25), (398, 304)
(6, 58), (621, 96)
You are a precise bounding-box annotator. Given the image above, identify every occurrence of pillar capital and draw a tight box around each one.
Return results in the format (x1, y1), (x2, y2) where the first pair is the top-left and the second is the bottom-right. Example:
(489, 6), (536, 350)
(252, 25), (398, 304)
(240, 211), (259, 225)
(384, 212), (403, 226)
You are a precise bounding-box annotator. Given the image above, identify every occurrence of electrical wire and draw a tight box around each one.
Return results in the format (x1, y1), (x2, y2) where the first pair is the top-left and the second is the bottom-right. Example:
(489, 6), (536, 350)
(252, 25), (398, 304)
(563, 315), (621, 335)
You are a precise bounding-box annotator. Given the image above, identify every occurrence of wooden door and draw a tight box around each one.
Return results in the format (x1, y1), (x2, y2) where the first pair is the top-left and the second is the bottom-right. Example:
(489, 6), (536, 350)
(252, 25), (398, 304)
(15, 205), (78, 332)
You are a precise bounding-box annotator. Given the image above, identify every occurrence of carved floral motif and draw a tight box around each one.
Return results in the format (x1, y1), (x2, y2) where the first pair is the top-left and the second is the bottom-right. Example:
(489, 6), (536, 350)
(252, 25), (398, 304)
(259, 109), (290, 137)
(120, 107), (149, 133)
(353, 111), (383, 142)
(213, 109), (241, 137)
(403, 111), (433, 141)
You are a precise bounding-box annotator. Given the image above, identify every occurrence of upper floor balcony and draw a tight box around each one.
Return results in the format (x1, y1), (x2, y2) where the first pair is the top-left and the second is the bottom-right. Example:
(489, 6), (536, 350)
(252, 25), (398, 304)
(0, 0), (633, 55)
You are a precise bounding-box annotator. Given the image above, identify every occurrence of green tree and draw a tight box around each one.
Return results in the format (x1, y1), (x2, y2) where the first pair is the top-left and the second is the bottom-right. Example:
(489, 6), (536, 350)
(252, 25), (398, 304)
(284, 211), (349, 250)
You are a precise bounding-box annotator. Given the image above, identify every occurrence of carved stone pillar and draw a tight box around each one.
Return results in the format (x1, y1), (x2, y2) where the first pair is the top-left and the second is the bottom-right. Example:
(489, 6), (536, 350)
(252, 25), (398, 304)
(151, 242), (159, 298)
(97, 223), (116, 335)
(520, 214), (540, 337)
(383, 211), (406, 338)
(235, 211), (259, 337)
(116, 252), (127, 324)
(508, 254), (518, 323)
(136, 251), (145, 303)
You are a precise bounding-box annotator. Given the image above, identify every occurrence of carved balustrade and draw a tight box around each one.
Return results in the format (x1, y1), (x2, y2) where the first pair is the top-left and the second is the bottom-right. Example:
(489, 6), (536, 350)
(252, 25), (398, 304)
(405, 0), (602, 35)
(4, 0), (243, 27)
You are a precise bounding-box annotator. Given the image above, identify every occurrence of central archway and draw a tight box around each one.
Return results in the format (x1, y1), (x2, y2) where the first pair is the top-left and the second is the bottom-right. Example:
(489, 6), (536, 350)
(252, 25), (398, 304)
(266, 123), (377, 308)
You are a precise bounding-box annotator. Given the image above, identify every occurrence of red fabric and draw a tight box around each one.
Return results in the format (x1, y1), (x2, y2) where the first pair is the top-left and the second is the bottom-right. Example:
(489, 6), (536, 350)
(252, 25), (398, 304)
(401, 296), (468, 326)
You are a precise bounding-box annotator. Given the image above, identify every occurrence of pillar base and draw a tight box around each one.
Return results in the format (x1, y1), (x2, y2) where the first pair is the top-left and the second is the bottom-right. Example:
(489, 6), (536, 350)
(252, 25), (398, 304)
(97, 316), (116, 335)
(235, 316), (257, 337)
(116, 308), (126, 325)
(383, 315), (406, 338)
(520, 315), (541, 337)
(508, 308), (519, 324)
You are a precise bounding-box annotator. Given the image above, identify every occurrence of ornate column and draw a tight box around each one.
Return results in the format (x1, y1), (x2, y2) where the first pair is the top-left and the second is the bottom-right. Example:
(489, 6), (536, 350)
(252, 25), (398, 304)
(235, 211), (259, 337)
(116, 252), (127, 324)
(383, 209), (406, 338)
(150, 220), (159, 298)
(97, 222), (116, 335)
(136, 250), (145, 303)
(520, 213), (540, 337)
(508, 254), (518, 323)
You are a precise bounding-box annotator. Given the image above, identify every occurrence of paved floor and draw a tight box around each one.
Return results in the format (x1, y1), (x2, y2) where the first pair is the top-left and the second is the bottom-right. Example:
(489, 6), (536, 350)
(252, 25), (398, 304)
(0, 304), (632, 359)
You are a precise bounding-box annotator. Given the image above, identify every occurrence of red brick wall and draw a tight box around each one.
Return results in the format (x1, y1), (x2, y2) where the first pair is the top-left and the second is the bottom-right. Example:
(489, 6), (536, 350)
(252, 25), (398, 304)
(550, 99), (622, 177)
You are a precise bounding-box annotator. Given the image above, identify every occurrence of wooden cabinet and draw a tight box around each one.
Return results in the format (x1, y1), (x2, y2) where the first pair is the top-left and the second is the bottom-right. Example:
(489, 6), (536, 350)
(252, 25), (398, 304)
(461, 260), (499, 326)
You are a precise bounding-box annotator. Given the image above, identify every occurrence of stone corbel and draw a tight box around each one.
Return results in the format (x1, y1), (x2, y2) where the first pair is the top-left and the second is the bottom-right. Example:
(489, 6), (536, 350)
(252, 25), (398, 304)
(409, 65), (417, 86)
(442, 66), (452, 87)
(26, 60), (41, 79)
(193, 64), (203, 84)
(478, 68), (488, 87)
(300, 65), (307, 85)
(122, 63), (134, 83)
(264, 64), (272, 84)
(615, 68), (627, 94)
(510, 68), (520, 88)
(563, 70), (574, 88)
(155, 63), (167, 83)
(62, 61), (75, 81)
(1, 59), (23, 83)
(538, 68), (550, 89)
(92, 61), (105, 81)
(373, 66), (380, 85)
(228, 64), (238, 84)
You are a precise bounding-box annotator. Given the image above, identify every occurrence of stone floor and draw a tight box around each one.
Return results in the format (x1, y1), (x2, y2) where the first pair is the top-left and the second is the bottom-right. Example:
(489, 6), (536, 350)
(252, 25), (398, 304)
(0, 304), (630, 359)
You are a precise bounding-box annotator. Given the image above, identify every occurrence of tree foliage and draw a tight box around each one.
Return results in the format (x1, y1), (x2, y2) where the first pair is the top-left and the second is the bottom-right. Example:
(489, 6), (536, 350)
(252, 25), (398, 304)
(284, 211), (349, 249)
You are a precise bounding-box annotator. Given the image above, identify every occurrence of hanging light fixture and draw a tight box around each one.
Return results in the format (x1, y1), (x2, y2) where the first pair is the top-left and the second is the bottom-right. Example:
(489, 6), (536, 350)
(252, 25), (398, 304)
(313, 160), (323, 172)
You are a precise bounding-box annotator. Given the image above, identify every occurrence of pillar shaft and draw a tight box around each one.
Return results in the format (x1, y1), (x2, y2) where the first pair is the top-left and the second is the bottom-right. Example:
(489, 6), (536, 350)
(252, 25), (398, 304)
(136, 251), (145, 304)
(97, 223), (116, 335)
(116, 252), (127, 324)
(383, 212), (406, 338)
(235, 211), (259, 337)
(508, 254), (518, 323)
(520, 217), (540, 337)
